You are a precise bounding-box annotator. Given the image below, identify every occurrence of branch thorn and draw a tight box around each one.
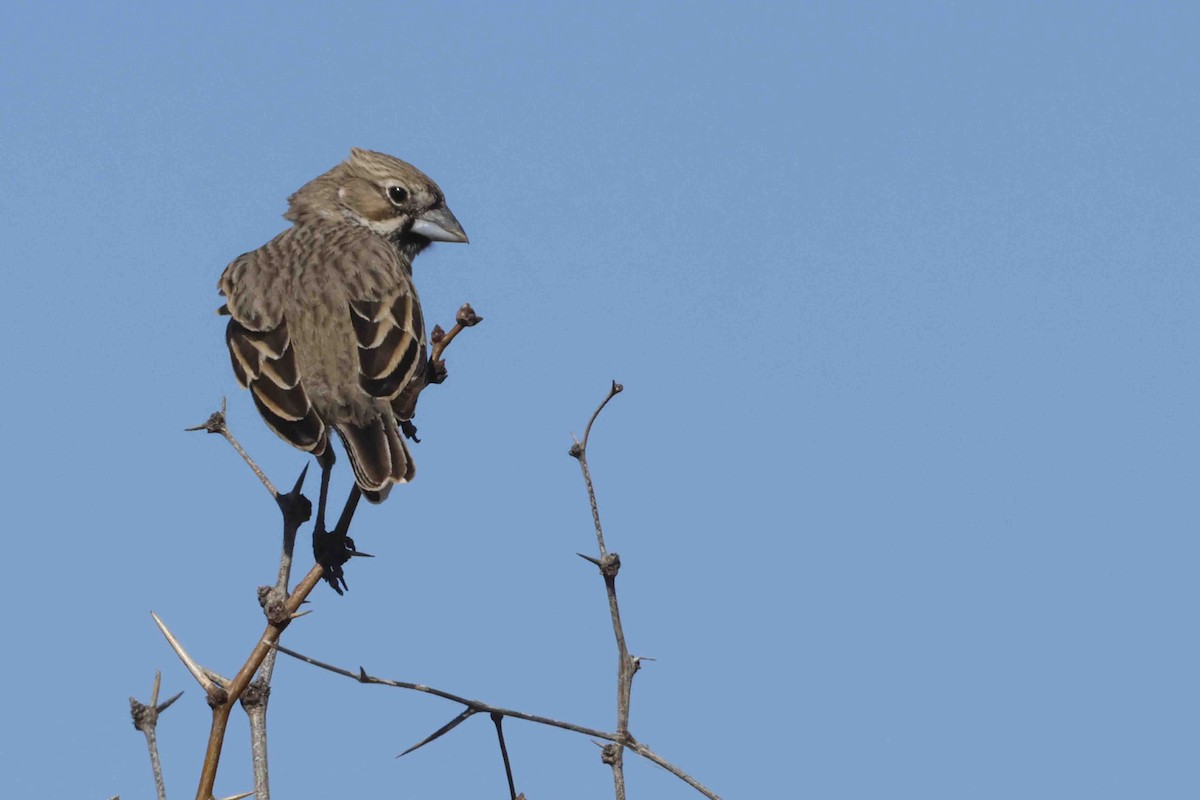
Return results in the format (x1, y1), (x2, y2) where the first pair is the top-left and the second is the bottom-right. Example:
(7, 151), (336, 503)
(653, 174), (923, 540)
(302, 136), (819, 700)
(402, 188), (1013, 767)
(150, 612), (225, 700)
(398, 708), (477, 757)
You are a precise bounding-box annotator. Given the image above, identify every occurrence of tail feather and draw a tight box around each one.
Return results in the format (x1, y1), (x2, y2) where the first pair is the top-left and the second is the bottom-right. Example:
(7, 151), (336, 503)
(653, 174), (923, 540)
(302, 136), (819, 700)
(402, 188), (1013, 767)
(334, 416), (414, 503)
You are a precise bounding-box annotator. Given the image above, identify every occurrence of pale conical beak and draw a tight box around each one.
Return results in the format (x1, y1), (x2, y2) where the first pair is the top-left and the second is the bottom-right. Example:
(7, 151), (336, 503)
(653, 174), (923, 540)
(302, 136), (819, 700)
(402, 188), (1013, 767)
(411, 205), (469, 243)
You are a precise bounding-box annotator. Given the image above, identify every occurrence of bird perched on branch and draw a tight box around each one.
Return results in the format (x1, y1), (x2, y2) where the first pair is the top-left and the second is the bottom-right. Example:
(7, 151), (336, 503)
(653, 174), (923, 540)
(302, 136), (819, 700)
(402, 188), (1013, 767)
(218, 148), (469, 591)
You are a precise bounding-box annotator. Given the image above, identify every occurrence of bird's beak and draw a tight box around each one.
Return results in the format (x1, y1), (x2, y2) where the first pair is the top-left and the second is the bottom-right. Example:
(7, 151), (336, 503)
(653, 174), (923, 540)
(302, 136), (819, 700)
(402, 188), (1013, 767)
(411, 205), (469, 243)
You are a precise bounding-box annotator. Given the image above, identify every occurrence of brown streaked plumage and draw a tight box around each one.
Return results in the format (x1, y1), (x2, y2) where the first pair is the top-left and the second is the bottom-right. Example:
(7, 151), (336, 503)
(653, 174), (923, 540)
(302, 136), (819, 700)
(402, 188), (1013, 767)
(218, 148), (468, 509)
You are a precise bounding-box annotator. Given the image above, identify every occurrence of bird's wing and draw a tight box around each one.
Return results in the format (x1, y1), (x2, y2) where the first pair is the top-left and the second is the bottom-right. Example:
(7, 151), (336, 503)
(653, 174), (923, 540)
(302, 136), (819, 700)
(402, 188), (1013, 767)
(218, 249), (328, 454)
(347, 279), (428, 404)
(334, 238), (426, 489)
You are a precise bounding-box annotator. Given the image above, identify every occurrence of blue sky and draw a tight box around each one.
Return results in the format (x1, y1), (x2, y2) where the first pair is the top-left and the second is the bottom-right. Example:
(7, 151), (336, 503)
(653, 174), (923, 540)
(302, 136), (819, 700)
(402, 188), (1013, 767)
(2, 2), (1197, 798)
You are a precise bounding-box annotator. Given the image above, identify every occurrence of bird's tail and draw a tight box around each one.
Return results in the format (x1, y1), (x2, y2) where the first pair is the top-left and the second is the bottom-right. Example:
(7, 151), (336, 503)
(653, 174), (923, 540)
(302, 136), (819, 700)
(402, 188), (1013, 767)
(334, 416), (414, 503)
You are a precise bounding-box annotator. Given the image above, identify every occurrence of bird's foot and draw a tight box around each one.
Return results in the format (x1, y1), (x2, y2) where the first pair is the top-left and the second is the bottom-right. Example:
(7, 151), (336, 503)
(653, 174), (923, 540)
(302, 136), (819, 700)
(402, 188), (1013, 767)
(400, 419), (421, 443)
(313, 528), (374, 595)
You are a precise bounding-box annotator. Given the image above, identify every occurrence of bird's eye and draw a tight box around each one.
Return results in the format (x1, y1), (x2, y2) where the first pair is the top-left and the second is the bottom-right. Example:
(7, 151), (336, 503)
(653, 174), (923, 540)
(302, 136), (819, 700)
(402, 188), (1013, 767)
(387, 186), (408, 205)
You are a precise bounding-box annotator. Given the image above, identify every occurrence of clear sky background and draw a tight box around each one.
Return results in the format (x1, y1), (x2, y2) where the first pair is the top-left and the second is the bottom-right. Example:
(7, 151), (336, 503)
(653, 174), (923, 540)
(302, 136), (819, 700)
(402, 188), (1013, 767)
(1, 2), (1197, 798)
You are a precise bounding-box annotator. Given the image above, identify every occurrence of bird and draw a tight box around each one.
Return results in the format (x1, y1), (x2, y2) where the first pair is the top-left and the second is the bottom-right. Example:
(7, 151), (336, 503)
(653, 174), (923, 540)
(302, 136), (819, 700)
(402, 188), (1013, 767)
(217, 148), (468, 590)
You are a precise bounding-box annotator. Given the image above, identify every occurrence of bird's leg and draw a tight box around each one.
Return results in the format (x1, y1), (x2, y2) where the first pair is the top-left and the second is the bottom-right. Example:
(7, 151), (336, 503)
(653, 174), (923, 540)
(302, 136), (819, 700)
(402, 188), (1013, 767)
(314, 484), (372, 594)
(311, 448), (349, 592)
(312, 450), (335, 535)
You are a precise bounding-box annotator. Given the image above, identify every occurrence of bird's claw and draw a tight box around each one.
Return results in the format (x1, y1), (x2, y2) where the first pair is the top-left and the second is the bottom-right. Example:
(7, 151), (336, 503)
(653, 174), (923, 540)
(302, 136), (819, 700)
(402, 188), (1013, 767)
(313, 530), (360, 594)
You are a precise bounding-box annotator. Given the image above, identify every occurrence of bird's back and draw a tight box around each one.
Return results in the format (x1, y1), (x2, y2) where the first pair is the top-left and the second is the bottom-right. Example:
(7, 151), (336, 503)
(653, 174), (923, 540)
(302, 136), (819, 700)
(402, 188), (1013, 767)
(222, 222), (419, 427)
(219, 147), (466, 503)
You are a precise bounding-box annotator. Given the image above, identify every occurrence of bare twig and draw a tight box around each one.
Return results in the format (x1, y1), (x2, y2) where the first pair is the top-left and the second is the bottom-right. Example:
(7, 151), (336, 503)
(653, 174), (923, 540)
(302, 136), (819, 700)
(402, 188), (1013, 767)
(599, 554), (633, 799)
(569, 381), (636, 798)
(569, 380), (623, 558)
(271, 645), (720, 799)
(129, 671), (184, 800)
(580, 380), (623, 455)
(626, 741), (720, 800)
(187, 398), (277, 497)
(429, 303), (484, 364)
(273, 644), (613, 740)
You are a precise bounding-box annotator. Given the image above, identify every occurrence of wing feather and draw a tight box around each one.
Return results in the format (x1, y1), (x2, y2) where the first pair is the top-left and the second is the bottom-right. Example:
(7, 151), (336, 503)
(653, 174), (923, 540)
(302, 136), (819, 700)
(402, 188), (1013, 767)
(221, 242), (328, 456)
(225, 317), (327, 453)
(350, 290), (428, 401)
(218, 226), (431, 481)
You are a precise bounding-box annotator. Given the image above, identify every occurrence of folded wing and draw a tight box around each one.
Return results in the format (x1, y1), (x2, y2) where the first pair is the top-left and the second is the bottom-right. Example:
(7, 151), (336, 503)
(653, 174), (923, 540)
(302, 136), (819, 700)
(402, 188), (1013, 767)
(225, 314), (329, 456)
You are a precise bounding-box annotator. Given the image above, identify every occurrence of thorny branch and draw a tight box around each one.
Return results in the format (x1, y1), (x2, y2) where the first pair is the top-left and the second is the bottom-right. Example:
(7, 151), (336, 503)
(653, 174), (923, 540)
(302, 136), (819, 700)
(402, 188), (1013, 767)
(188, 406), (314, 800)
(188, 564), (324, 800)
(271, 379), (719, 800)
(151, 314), (724, 800)
(151, 562), (322, 800)
(272, 645), (719, 799)
(569, 380), (640, 799)
(186, 397), (277, 497)
(157, 302), (482, 799)
(129, 670), (183, 800)
(245, 464), (313, 800)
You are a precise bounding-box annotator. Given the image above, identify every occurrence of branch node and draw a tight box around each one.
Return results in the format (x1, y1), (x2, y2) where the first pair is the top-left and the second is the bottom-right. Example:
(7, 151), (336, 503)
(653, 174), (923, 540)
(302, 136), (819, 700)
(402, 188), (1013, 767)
(240, 678), (270, 711)
(456, 303), (483, 327)
(185, 409), (227, 434)
(129, 671), (177, 800)
(191, 397), (279, 497)
(129, 698), (155, 733)
(599, 552), (621, 578)
(631, 655), (656, 674)
(205, 684), (230, 708)
(258, 585), (290, 625)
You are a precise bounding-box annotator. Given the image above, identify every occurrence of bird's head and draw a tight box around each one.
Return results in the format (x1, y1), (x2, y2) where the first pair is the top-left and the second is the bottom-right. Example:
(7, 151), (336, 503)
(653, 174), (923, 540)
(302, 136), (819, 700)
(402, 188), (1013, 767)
(285, 148), (468, 253)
